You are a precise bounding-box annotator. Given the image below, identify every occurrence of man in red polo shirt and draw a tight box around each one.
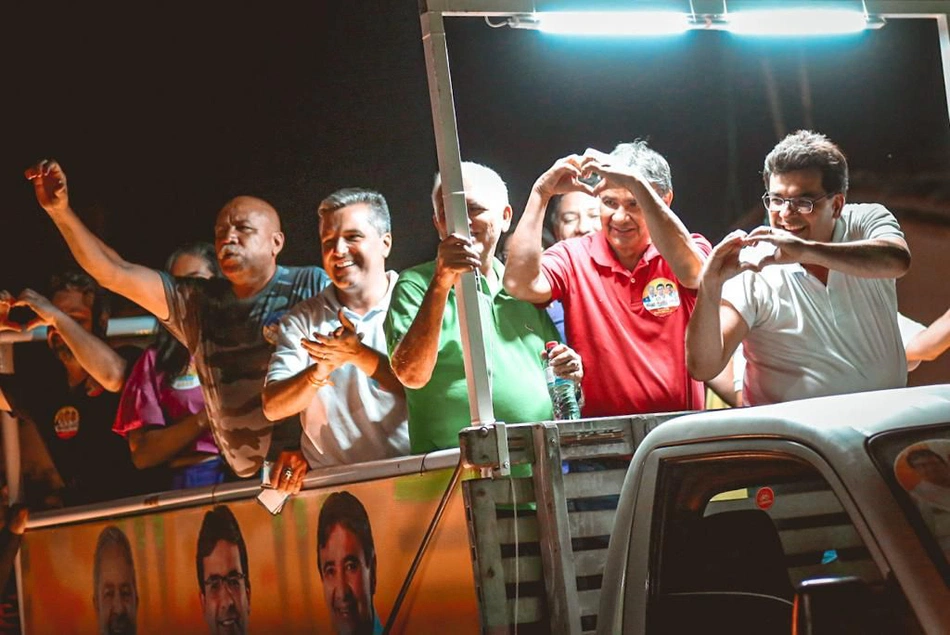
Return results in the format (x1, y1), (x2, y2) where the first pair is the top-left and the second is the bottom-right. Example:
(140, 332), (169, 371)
(504, 142), (711, 417)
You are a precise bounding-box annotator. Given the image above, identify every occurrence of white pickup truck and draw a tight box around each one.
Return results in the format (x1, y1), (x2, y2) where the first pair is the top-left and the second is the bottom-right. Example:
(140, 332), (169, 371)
(16, 383), (950, 633)
(459, 384), (950, 634)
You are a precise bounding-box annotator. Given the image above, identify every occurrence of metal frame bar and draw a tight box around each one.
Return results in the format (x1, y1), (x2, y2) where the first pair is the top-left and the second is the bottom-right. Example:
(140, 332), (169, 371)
(420, 1), (950, 129)
(419, 6), (507, 474)
(24, 448), (461, 529)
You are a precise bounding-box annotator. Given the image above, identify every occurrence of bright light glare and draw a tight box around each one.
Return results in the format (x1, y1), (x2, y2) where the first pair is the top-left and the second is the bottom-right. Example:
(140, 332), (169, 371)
(532, 12), (690, 36)
(727, 9), (870, 36)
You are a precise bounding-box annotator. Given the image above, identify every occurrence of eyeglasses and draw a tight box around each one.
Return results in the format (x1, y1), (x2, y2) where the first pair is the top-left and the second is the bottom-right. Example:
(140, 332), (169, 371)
(202, 572), (247, 595)
(761, 192), (835, 214)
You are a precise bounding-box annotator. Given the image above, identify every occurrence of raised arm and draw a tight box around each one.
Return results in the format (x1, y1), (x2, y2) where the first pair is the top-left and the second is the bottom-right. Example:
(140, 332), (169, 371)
(389, 234), (480, 389)
(686, 232), (752, 381)
(586, 155), (706, 288)
(17, 289), (128, 392)
(504, 156), (588, 303)
(745, 226), (910, 279)
(25, 160), (170, 320)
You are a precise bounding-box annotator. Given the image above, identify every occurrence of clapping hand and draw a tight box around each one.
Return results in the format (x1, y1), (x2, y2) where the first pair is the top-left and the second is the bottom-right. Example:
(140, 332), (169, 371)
(301, 310), (365, 373)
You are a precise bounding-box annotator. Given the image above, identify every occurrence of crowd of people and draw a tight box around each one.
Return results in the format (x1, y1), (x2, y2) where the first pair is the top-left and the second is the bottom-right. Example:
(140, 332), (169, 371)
(0, 129), (948, 510)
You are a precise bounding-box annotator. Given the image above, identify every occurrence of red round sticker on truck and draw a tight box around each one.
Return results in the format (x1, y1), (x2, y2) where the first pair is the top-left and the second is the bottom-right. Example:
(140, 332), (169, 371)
(755, 487), (775, 510)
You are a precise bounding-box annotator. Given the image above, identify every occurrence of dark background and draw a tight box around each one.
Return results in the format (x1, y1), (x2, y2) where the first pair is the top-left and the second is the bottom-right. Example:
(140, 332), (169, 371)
(2, 4), (948, 306)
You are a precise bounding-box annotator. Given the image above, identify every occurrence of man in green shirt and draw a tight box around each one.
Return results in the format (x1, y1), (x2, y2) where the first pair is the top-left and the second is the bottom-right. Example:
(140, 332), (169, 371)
(384, 162), (583, 453)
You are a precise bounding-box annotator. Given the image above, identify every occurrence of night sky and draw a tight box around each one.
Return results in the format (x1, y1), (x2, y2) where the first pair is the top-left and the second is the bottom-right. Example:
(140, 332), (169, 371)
(3, 4), (948, 304)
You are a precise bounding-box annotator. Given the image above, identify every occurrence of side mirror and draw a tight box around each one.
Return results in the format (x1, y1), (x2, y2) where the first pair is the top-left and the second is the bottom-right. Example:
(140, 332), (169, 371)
(793, 576), (873, 635)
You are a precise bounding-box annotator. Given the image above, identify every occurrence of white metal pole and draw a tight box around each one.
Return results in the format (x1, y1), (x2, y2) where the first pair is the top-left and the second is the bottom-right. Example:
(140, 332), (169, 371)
(421, 6), (510, 475)
(419, 10), (497, 428)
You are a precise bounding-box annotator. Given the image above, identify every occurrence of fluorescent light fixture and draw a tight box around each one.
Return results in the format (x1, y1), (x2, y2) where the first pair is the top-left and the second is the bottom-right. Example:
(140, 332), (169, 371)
(504, 7), (885, 37)
(507, 12), (691, 36)
(726, 9), (884, 36)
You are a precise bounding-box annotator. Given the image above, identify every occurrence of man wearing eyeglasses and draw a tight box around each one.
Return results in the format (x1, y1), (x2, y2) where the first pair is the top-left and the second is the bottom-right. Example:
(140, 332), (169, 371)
(686, 130), (911, 406)
(196, 505), (250, 635)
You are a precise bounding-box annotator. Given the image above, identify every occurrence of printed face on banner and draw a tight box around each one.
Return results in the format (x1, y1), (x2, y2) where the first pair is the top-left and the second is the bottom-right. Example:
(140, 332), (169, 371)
(94, 543), (138, 635)
(200, 540), (251, 635)
(319, 524), (377, 635)
(21, 468), (479, 633)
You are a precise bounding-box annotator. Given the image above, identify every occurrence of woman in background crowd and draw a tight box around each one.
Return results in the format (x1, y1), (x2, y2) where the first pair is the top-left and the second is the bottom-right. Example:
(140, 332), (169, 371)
(113, 243), (226, 490)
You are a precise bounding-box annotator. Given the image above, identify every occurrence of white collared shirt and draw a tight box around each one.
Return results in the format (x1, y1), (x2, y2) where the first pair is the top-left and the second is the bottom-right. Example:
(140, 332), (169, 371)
(722, 204), (906, 406)
(267, 271), (409, 466)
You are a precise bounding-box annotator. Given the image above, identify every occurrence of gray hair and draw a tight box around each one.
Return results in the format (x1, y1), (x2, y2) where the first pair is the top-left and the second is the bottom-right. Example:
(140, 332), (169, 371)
(610, 140), (673, 196)
(93, 526), (137, 600)
(318, 187), (391, 235)
(431, 161), (509, 215)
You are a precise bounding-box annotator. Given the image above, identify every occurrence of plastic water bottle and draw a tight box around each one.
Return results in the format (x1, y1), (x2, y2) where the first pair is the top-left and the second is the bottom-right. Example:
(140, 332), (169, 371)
(544, 341), (580, 420)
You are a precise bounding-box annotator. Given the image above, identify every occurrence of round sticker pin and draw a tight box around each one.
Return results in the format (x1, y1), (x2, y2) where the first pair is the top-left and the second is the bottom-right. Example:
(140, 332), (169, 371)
(755, 486), (775, 510)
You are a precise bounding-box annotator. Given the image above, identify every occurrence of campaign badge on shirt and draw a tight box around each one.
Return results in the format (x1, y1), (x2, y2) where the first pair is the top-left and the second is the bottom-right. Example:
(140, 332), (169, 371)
(171, 361), (202, 390)
(53, 406), (80, 440)
(643, 277), (681, 317)
(261, 312), (286, 346)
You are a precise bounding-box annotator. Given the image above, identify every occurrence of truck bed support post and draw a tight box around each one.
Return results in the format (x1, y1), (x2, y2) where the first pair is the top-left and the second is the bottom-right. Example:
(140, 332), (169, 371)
(532, 423), (581, 634)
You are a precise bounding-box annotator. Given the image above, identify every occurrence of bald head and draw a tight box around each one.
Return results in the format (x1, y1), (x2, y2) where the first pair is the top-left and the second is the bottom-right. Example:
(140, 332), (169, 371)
(213, 196), (285, 293)
(217, 196), (282, 232)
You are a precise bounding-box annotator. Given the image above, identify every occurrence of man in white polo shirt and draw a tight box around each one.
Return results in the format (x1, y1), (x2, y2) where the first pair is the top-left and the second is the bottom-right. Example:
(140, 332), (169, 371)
(686, 130), (911, 406)
(263, 188), (409, 488)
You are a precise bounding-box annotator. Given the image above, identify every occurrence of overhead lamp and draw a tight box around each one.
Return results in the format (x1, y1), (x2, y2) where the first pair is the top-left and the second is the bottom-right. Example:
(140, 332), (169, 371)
(726, 8), (885, 36)
(503, 5), (884, 37)
(506, 12), (693, 36)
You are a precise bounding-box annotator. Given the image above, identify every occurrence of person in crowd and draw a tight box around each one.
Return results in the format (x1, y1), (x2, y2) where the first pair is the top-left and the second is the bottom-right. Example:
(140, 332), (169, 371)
(26, 160), (331, 485)
(113, 243), (227, 490)
(317, 491), (381, 635)
(93, 525), (138, 635)
(544, 191), (602, 341)
(385, 162), (583, 453)
(686, 130), (911, 405)
(547, 191), (602, 246)
(264, 189), (408, 492)
(196, 505), (250, 635)
(503, 142), (711, 417)
(0, 272), (140, 506)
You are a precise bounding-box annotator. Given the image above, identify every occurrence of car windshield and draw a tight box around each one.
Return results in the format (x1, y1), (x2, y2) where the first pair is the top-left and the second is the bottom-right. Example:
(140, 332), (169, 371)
(868, 423), (950, 584)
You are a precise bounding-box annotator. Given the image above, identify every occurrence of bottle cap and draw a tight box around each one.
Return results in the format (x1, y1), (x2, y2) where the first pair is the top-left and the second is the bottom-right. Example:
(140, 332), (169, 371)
(545, 341), (558, 351)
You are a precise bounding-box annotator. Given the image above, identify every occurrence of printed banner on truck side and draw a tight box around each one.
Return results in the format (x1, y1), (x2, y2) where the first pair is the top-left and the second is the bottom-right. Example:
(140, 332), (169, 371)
(19, 466), (478, 634)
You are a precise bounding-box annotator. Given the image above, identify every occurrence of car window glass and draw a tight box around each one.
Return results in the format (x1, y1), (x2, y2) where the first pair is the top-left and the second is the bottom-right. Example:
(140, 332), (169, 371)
(647, 452), (922, 634)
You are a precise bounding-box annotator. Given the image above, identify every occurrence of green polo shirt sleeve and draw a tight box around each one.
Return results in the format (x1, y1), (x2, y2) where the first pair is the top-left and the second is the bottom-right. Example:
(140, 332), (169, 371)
(384, 263), (432, 358)
(385, 261), (563, 456)
(385, 262), (465, 453)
